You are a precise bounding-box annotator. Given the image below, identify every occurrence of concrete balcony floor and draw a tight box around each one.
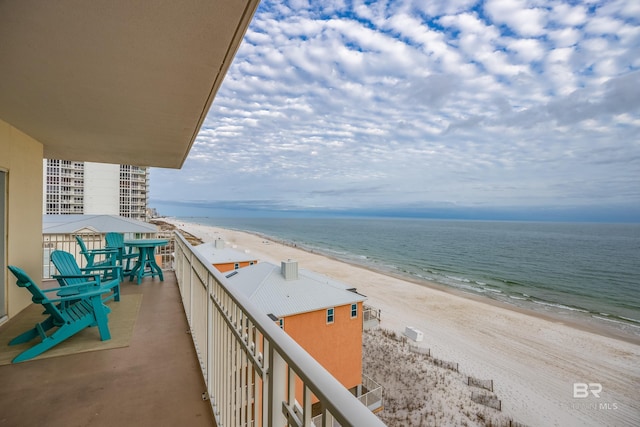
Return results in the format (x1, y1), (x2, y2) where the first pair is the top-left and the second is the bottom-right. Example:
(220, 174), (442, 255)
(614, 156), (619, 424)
(0, 272), (215, 427)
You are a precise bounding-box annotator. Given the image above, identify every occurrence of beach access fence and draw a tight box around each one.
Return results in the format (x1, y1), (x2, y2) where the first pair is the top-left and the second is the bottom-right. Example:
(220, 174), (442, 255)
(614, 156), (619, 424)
(408, 344), (431, 357)
(42, 230), (174, 278)
(431, 357), (459, 372)
(471, 391), (501, 411)
(173, 231), (385, 427)
(468, 376), (494, 392)
(379, 328), (458, 372)
(381, 329), (407, 343)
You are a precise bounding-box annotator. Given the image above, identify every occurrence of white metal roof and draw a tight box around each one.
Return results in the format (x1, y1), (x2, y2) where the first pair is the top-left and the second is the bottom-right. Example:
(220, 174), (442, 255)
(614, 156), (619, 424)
(226, 262), (367, 318)
(43, 215), (157, 234)
(194, 241), (258, 264)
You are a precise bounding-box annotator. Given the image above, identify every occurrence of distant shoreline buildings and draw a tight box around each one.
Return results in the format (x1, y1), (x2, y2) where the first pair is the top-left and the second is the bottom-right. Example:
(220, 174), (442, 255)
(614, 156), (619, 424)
(43, 159), (149, 221)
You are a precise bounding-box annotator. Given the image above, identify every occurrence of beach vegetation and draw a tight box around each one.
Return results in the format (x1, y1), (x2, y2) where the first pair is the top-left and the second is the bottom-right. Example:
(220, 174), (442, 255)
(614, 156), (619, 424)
(364, 328), (519, 426)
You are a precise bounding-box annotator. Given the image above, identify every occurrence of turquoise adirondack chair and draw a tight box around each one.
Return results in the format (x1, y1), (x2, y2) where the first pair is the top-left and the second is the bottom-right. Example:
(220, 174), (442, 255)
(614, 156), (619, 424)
(75, 235), (119, 275)
(7, 265), (111, 363)
(105, 232), (139, 278)
(50, 250), (122, 303)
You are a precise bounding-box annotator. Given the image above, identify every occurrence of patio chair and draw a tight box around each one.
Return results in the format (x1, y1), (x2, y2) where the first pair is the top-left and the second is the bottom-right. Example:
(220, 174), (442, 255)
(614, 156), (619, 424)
(50, 250), (122, 303)
(75, 235), (118, 274)
(105, 232), (139, 278)
(7, 265), (111, 363)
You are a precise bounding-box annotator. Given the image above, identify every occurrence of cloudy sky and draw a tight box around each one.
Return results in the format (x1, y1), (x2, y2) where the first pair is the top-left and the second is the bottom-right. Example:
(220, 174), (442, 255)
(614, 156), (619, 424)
(150, 0), (640, 221)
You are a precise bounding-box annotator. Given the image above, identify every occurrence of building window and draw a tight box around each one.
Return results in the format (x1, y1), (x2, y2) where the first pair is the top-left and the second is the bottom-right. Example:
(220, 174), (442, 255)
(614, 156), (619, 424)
(279, 318), (284, 329)
(327, 308), (334, 324)
(234, 263), (239, 270)
(351, 303), (357, 318)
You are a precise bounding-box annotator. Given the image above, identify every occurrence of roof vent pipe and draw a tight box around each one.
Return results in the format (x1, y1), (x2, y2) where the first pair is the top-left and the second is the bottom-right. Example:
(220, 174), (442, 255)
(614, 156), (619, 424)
(281, 259), (298, 280)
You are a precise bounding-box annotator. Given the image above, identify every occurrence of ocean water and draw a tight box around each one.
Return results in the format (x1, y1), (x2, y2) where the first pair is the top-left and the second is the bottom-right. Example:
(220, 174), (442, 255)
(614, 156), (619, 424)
(180, 217), (640, 337)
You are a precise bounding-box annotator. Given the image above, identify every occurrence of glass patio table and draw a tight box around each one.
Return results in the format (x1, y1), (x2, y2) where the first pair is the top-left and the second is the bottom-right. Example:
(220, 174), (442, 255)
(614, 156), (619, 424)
(124, 238), (169, 284)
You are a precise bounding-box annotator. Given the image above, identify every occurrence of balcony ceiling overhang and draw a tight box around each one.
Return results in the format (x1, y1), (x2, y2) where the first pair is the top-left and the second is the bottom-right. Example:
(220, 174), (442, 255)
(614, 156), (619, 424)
(0, 0), (259, 169)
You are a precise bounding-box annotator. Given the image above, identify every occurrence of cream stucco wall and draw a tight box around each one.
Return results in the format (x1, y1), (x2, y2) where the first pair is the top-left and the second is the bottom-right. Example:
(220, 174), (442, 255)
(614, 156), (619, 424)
(0, 118), (44, 318)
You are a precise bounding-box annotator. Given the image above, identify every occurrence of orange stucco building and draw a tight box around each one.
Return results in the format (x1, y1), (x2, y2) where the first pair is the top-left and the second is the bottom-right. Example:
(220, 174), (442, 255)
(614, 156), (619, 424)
(227, 260), (367, 403)
(194, 238), (258, 272)
(284, 302), (364, 397)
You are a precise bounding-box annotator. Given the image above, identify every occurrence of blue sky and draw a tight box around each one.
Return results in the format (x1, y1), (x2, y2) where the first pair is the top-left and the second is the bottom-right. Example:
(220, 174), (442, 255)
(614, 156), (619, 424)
(150, 0), (640, 221)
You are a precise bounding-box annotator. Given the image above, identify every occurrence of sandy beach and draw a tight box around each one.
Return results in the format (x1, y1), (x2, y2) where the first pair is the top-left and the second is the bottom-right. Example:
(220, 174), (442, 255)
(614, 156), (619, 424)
(164, 218), (640, 427)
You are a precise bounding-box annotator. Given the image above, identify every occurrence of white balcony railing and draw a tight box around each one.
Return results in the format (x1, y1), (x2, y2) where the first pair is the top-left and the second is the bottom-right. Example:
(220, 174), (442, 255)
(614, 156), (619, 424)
(174, 231), (386, 427)
(359, 375), (383, 412)
(42, 231), (173, 278)
(313, 375), (383, 426)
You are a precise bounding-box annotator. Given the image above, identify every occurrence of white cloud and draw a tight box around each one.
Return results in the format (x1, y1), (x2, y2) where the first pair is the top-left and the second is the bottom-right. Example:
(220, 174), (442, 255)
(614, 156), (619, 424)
(585, 16), (625, 35)
(484, 0), (548, 37)
(550, 3), (588, 26)
(150, 0), (640, 219)
(548, 27), (582, 48)
(440, 12), (497, 36)
(507, 38), (545, 62)
(413, 0), (480, 17)
(600, 0), (640, 20)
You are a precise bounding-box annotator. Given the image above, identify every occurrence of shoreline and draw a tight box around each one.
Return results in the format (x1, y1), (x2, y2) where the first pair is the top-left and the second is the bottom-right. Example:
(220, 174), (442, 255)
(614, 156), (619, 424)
(346, 260), (640, 346)
(179, 219), (640, 346)
(162, 218), (640, 426)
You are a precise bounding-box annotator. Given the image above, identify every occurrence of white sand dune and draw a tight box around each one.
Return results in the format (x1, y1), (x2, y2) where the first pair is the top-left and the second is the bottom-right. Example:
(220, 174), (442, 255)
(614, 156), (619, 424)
(166, 219), (640, 427)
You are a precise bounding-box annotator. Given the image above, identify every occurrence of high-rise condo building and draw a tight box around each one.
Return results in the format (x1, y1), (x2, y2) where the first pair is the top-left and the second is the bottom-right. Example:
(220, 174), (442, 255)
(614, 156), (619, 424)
(43, 159), (149, 221)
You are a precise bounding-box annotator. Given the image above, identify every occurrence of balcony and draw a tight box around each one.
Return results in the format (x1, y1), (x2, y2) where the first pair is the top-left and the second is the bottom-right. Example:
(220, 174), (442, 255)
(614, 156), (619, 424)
(363, 305), (382, 330)
(0, 271), (215, 426)
(3, 231), (385, 427)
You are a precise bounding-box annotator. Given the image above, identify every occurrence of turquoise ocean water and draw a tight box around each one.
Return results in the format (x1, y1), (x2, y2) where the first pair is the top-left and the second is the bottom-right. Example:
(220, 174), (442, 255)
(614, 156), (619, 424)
(178, 217), (640, 338)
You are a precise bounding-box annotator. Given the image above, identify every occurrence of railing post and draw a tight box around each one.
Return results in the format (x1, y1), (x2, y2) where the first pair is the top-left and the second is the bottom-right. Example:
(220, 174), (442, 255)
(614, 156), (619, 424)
(302, 386), (312, 425)
(207, 272), (213, 413)
(189, 250), (194, 325)
(268, 342), (287, 427)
